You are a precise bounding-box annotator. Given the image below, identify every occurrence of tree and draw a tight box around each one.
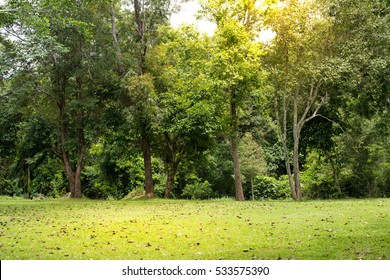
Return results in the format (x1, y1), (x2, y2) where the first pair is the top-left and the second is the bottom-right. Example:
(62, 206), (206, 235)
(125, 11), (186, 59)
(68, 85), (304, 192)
(1, 0), (118, 197)
(150, 26), (216, 198)
(324, 0), (390, 197)
(264, 0), (335, 199)
(119, 0), (177, 198)
(0, 84), (23, 196)
(239, 132), (267, 200)
(200, 0), (264, 201)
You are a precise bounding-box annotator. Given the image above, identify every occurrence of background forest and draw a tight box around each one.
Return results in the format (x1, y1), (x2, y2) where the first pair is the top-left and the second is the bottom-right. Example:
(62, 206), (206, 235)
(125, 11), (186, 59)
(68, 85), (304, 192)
(0, 0), (389, 201)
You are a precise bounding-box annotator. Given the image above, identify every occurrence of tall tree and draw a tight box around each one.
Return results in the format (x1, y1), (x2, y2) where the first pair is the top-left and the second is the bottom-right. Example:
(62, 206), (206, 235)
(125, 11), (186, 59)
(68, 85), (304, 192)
(324, 0), (390, 197)
(149, 26), (216, 198)
(120, 0), (177, 198)
(264, 0), (335, 199)
(1, 0), (117, 197)
(200, 0), (264, 200)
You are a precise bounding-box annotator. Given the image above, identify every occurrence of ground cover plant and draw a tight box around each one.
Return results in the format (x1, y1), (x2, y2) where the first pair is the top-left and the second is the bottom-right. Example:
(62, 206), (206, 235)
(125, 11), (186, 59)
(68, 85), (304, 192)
(0, 197), (389, 260)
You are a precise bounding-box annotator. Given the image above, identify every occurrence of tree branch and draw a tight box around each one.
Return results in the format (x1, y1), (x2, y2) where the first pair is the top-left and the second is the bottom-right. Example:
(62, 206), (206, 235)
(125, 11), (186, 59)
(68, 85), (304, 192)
(299, 80), (323, 126)
(0, 9), (18, 13)
(306, 113), (346, 133)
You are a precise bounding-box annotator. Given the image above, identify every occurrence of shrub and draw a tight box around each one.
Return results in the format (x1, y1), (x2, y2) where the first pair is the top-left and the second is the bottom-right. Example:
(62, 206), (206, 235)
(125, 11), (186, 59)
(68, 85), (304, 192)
(181, 174), (215, 200)
(123, 186), (146, 200)
(301, 151), (343, 199)
(251, 176), (290, 200)
(153, 182), (167, 198)
(0, 178), (23, 197)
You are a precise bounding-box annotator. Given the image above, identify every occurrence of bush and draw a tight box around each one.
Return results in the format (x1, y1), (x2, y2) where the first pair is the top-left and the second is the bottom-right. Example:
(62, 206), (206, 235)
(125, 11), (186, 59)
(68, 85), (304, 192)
(123, 186), (146, 200)
(0, 178), (23, 197)
(31, 159), (68, 198)
(251, 176), (290, 200)
(151, 158), (168, 198)
(301, 151), (343, 199)
(153, 182), (167, 198)
(181, 174), (215, 200)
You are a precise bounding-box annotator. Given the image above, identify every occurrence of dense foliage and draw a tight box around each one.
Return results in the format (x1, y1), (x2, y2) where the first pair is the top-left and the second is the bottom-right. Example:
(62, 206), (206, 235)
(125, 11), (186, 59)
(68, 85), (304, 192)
(0, 0), (389, 200)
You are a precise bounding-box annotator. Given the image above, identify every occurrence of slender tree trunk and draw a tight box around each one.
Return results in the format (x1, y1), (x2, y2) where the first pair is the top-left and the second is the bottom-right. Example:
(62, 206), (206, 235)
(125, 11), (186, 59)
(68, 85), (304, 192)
(329, 156), (342, 195)
(57, 78), (74, 197)
(251, 174), (255, 201)
(231, 134), (244, 201)
(230, 100), (245, 201)
(293, 98), (302, 200)
(110, 1), (125, 77)
(282, 138), (296, 199)
(134, 0), (154, 197)
(291, 84), (323, 201)
(163, 133), (180, 199)
(292, 128), (302, 200)
(134, 0), (147, 74)
(274, 87), (296, 199)
(134, 0), (143, 37)
(142, 133), (154, 198)
(63, 159), (75, 195)
(26, 167), (31, 197)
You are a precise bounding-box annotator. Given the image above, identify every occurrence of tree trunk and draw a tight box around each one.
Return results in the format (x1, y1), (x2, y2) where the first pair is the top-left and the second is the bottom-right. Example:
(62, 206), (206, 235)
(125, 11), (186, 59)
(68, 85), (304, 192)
(292, 129), (302, 200)
(164, 164), (177, 199)
(293, 98), (302, 200)
(230, 100), (245, 201)
(63, 159), (75, 195)
(163, 133), (182, 199)
(110, 1), (125, 77)
(62, 157), (83, 198)
(57, 74), (83, 198)
(134, 0), (143, 37)
(61, 132), (83, 198)
(134, 0), (154, 198)
(58, 78), (73, 197)
(61, 141), (81, 198)
(251, 174), (255, 201)
(274, 87), (296, 199)
(329, 157), (342, 195)
(282, 139), (296, 199)
(134, 0), (146, 74)
(73, 162), (83, 198)
(142, 133), (154, 198)
(231, 134), (245, 201)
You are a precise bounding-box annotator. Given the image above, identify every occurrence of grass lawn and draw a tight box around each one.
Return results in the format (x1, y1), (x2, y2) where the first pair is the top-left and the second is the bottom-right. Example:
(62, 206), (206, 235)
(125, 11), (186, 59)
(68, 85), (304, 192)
(0, 197), (389, 260)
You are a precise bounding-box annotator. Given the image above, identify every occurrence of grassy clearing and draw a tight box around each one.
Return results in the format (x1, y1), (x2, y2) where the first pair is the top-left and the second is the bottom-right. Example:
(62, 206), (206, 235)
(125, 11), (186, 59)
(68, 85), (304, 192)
(0, 197), (389, 260)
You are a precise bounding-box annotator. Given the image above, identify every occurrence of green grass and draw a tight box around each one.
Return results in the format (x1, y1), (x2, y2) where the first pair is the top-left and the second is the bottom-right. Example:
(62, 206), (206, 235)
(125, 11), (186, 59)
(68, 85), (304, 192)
(0, 197), (389, 260)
